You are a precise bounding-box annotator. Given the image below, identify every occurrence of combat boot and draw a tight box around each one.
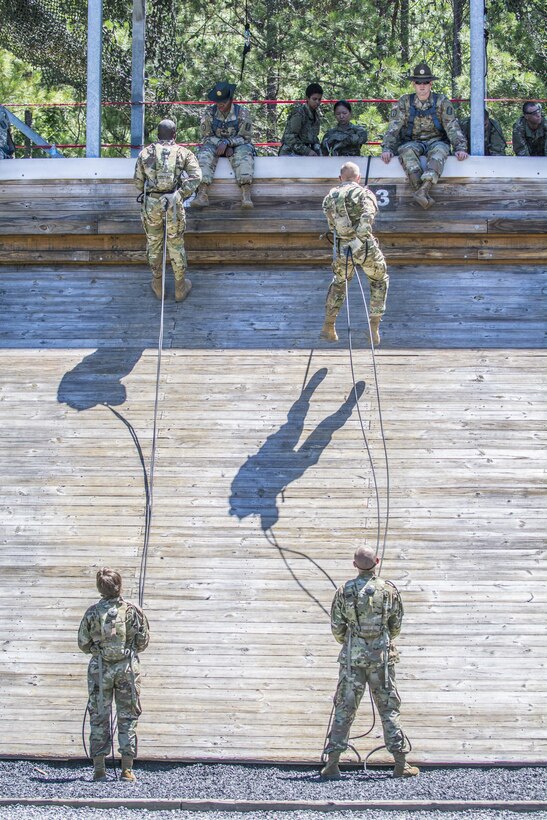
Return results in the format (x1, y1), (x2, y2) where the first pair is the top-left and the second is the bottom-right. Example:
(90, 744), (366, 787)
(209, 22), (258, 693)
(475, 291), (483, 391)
(192, 184), (210, 208)
(150, 274), (163, 300)
(240, 184), (254, 209)
(320, 320), (338, 342)
(175, 277), (192, 303)
(393, 752), (420, 778)
(92, 755), (107, 782)
(413, 180), (434, 210)
(369, 315), (381, 346)
(407, 170), (423, 191)
(120, 755), (136, 783)
(320, 751), (341, 780)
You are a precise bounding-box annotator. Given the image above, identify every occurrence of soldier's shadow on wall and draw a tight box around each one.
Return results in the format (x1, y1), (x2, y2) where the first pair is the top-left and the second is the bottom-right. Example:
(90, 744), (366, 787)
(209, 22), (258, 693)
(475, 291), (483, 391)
(229, 367), (365, 530)
(57, 348), (143, 411)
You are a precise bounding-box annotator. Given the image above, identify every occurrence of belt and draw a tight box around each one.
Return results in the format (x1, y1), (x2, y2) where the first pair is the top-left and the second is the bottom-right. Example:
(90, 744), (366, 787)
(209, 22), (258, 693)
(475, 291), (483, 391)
(148, 190), (176, 198)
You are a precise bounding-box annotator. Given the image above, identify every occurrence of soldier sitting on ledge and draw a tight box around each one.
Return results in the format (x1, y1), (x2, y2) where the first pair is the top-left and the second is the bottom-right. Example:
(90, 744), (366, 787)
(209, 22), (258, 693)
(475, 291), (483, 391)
(279, 83), (323, 156)
(321, 100), (368, 157)
(512, 102), (546, 157)
(459, 109), (507, 156)
(381, 63), (468, 209)
(193, 81), (255, 209)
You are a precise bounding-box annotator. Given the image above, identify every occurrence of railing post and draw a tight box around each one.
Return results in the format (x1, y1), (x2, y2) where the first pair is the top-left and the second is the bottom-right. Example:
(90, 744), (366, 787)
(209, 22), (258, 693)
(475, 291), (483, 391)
(86, 0), (103, 158)
(131, 0), (146, 158)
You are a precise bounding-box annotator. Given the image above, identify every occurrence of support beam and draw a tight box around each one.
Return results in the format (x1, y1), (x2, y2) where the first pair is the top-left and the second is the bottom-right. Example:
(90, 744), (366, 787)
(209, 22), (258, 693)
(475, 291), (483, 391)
(86, 0), (103, 158)
(469, 0), (486, 155)
(5, 110), (63, 157)
(131, 0), (146, 158)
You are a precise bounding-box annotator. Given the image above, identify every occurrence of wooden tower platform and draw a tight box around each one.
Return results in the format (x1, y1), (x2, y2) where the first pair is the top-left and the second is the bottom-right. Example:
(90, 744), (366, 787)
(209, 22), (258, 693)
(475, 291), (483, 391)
(0, 158), (546, 764)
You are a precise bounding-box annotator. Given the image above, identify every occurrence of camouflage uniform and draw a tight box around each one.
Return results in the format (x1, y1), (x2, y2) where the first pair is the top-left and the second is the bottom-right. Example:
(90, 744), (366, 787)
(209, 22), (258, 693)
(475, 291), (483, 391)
(78, 596), (150, 758)
(197, 103), (254, 185)
(325, 570), (410, 756)
(134, 140), (201, 282)
(382, 93), (467, 186)
(279, 103), (321, 156)
(459, 116), (507, 156)
(321, 123), (368, 156)
(0, 105), (15, 160)
(512, 115), (547, 157)
(322, 181), (388, 322)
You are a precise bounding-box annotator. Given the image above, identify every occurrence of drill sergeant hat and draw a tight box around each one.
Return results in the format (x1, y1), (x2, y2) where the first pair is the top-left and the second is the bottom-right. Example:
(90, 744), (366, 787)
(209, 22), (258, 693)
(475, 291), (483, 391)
(407, 62), (439, 82)
(207, 82), (237, 102)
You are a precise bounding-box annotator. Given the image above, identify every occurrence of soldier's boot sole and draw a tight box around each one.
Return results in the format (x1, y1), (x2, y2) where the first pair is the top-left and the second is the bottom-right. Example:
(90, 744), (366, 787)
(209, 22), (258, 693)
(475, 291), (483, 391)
(175, 278), (192, 303)
(369, 316), (381, 346)
(320, 321), (338, 342)
(150, 277), (163, 299)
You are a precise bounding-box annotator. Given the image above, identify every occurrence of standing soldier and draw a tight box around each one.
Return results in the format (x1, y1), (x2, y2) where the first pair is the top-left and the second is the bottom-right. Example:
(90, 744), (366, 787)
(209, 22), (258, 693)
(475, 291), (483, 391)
(0, 104), (15, 160)
(78, 568), (150, 783)
(321, 546), (419, 780)
(279, 83), (323, 156)
(459, 109), (507, 156)
(321, 161), (388, 346)
(512, 102), (546, 157)
(134, 118), (201, 302)
(321, 100), (368, 156)
(381, 63), (468, 209)
(193, 82), (255, 209)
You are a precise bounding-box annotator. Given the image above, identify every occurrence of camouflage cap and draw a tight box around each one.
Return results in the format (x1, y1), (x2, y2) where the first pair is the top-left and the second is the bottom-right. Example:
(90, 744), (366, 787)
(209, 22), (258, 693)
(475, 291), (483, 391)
(408, 62), (439, 82)
(354, 546), (378, 570)
(207, 82), (236, 102)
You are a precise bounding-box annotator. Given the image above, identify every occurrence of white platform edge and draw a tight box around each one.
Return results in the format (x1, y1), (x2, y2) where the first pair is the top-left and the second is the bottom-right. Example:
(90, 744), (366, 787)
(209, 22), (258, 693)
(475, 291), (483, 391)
(0, 155), (545, 182)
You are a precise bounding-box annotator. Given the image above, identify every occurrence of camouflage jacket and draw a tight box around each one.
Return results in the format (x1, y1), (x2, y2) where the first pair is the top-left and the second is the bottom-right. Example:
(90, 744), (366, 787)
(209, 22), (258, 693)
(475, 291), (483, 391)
(134, 140), (202, 197)
(459, 116), (507, 156)
(78, 596), (149, 663)
(512, 115), (546, 157)
(321, 123), (368, 156)
(382, 92), (467, 153)
(200, 103), (253, 148)
(0, 105), (15, 159)
(330, 571), (403, 668)
(280, 102), (321, 155)
(322, 181), (379, 242)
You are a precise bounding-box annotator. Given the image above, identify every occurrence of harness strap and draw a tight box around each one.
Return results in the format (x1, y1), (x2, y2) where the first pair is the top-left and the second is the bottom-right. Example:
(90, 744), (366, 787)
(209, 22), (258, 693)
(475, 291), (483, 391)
(404, 93), (446, 141)
(211, 103), (240, 137)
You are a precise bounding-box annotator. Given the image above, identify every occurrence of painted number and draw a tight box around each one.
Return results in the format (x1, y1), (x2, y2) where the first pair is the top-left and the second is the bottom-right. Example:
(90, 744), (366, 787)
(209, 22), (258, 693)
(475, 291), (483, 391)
(369, 184), (397, 210)
(375, 188), (390, 207)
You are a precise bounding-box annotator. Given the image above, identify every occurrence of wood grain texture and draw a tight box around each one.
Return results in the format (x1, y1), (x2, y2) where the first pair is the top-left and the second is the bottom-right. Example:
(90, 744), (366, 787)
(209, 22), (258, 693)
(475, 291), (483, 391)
(0, 264), (545, 763)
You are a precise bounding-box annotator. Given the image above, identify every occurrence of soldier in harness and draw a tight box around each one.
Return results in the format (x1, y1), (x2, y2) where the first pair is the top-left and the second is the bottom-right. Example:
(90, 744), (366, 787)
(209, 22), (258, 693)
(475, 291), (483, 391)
(321, 546), (419, 780)
(381, 63), (468, 209)
(193, 82), (255, 209)
(134, 119), (201, 301)
(78, 568), (150, 783)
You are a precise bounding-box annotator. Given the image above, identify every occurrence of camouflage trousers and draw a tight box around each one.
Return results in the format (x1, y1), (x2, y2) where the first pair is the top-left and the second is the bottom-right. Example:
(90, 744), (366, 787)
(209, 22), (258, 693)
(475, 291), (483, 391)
(325, 663), (410, 755)
(87, 655), (142, 758)
(197, 143), (254, 186)
(398, 138), (450, 185)
(141, 195), (187, 281)
(326, 236), (388, 321)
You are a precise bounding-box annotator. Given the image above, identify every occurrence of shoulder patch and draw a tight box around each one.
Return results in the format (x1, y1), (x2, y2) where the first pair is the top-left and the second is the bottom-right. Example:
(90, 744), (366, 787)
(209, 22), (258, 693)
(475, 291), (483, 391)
(446, 104), (454, 116)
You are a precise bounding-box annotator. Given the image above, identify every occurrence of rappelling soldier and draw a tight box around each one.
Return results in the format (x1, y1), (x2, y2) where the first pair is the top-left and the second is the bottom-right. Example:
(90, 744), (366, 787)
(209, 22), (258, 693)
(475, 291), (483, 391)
(321, 100), (368, 156)
(0, 104), (15, 160)
(459, 109), (507, 156)
(78, 568), (150, 783)
(321, 546), (419, 781)
(192, 82), (255, 209)
(134, 118), (201, 301)
(512, 102), (546, 157)
(321, 161), (388, 346)
(381, 63), (468, 209)
(279, 83), (323, 156)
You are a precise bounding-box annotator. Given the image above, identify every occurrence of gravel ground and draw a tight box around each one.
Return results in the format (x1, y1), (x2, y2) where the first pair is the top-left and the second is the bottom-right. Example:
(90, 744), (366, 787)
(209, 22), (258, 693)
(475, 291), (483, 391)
(0, 761), (546, 819)
(0, 810), (546, 820)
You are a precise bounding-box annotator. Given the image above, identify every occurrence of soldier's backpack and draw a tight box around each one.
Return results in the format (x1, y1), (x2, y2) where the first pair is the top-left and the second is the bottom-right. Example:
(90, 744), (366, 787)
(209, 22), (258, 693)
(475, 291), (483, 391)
(152, 142), (179, 192)
(343, 576), (390, 640)
(96, 600), (130, 662)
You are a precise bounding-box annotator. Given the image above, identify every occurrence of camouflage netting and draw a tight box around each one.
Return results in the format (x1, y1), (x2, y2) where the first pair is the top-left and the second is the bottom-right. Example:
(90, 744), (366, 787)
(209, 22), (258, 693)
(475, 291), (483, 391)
(0, 0), (180, 101)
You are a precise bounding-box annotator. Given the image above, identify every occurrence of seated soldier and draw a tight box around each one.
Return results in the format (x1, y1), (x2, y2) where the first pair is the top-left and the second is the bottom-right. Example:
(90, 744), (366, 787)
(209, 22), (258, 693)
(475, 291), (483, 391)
(321, 100), (368, 156)
(279, 83), (323, 156)
(0, 104), (15, 160)
(381, 63), (468, 209)
(512, 102), (546, 157)
(193, 81), (255, 209)
(459, 109), (506, 155)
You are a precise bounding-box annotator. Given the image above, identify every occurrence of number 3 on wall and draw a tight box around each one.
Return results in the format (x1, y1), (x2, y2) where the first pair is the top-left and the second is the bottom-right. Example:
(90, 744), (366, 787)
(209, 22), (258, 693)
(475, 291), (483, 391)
(369, 185), (397, 210)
